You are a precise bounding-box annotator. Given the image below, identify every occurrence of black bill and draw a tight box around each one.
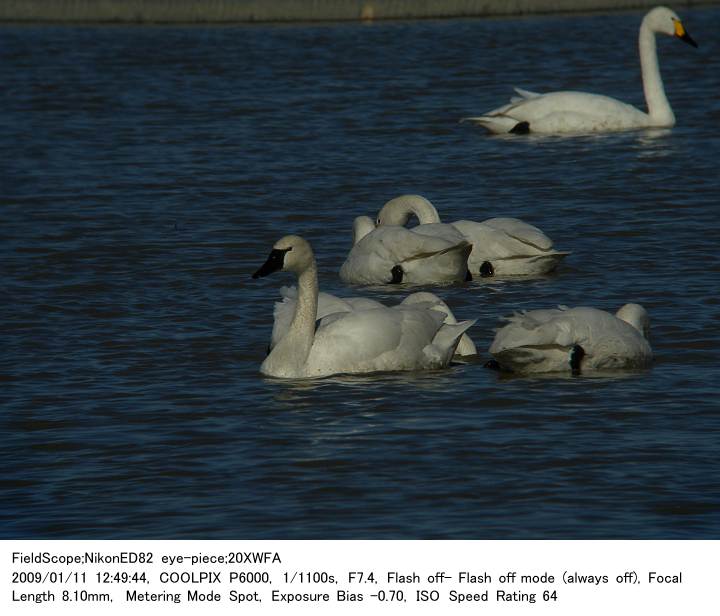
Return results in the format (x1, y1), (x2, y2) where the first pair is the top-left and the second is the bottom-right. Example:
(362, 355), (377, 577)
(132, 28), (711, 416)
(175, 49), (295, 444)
(252, 247), (291, 279)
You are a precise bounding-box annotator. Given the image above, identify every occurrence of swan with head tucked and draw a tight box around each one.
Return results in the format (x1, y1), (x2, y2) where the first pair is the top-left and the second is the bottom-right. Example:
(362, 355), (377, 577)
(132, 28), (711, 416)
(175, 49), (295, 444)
(488, 303), (652, 374)
(339, 200), (471, 284)
(271, 287), (477, 356)
(252, 235), (476, 378)
(376, 195), (569, 277)
(462, 6), (697, 134)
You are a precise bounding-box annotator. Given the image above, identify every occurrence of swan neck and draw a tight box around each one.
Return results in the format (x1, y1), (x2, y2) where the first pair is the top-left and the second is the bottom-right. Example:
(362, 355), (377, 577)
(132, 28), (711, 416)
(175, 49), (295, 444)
(639, 22), (674, 126)
(265, 262), (318, 376)
(288, 264), (318, 349)
(410, 200), (441, 225)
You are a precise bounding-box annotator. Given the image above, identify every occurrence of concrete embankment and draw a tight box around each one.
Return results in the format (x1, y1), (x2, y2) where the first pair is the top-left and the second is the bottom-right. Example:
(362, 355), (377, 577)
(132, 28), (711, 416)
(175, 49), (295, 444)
(0, 0), (712, 24)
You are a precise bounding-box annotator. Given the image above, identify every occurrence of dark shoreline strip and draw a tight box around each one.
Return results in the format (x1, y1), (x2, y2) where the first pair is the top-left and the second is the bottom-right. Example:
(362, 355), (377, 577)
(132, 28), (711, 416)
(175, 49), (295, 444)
(0, 0), (710, 24)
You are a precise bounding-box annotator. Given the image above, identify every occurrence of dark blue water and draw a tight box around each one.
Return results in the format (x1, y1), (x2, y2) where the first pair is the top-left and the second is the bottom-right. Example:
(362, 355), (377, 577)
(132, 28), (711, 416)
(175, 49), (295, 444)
(2, 7), (719, 539)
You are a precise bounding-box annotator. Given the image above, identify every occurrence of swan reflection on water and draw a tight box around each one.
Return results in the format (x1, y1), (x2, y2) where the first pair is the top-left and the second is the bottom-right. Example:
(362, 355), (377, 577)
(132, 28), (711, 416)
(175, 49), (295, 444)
(268, 364), (475, 400)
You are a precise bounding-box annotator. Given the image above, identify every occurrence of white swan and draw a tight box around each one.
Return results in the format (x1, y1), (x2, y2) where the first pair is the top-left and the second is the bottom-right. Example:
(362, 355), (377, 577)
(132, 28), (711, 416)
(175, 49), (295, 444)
(339, 202), (471, 284)
(252, 235), (476, 378)
(270, 287), (477, 356)
(488, 303), (652, 374)
(462, 6), (697, 134)
(377, 195), (569, 277)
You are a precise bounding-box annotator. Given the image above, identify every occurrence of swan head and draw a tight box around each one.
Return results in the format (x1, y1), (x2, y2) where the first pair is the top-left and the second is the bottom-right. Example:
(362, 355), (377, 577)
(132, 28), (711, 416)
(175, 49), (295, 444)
(352, 215), (376, 245)
(644, 6), (698, 47)
(377, 194), (441, 226)
(252, 235), (314, 279)
(615, 303), (650, 339)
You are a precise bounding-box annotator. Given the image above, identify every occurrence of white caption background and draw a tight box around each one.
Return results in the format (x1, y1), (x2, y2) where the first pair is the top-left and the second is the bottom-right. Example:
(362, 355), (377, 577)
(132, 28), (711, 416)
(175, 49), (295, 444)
(1, 540), (716, 615)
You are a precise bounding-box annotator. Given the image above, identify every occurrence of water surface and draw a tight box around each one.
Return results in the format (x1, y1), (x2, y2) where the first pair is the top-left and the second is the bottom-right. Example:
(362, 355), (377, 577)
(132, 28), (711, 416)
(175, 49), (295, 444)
(1, 7), (719, 538)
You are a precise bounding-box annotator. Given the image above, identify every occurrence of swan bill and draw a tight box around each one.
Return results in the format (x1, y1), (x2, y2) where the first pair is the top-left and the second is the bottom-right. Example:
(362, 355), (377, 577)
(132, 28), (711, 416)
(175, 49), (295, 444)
(673, 20), (698, 48)
(479, 261), (494, 277)
(509, 121), (530, 134)
(252, 248), (291, 279)
(569, 344), (585, 375)
(390, 265), (404, 284)
(484, 359), (502, 372)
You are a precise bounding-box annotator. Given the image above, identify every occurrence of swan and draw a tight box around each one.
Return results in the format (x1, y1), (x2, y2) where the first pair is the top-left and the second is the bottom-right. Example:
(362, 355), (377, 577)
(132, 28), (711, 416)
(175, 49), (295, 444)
(252, 235), (476, 378)
(488, 303), (652, 374)
(462, 6), (697, 134)
(339, 201), (471, 284)
(377, 194), (569, 277)
(270, 286), (477, 356)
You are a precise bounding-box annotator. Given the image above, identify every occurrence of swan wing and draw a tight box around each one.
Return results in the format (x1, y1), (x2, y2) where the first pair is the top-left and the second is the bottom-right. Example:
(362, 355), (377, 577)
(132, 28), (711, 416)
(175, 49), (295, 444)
(409, 222), (467, 244)
(340, 226), (469, 284)
(451, 219), (568, 275)
(508, 91), (645, 120)
(452, 219), (549, 259)
(370, 226), (466, 262)
(481, 217), (554, 250)
(490, 308), (576, 355)
(466, 91), (649, 134)
(344, 296), (387, 311)
(308, 307), (452, 373)
(271, 287), (383, 349)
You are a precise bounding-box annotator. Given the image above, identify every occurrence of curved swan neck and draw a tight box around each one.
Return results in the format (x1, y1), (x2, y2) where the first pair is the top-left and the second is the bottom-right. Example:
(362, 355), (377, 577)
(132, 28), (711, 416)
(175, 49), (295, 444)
(639, 18), (675, 126)
(380, 195), (441, 226)
(265, 262), (318, 376)
(408, 197), (441, 224)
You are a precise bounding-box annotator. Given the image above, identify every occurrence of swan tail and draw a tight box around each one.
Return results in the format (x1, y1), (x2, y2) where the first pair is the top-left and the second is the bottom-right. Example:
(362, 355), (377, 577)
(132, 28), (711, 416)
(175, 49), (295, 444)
(513, 87), (542, 100)
(455, 332), (477, 356)
(431, 319), (477, 362)
(427, 296), (477, 356)
(401, 292), (477, 356)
